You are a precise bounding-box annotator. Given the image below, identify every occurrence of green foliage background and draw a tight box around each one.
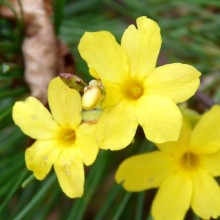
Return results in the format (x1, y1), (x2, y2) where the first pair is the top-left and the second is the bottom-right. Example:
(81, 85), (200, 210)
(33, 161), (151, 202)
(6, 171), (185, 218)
(1, 0), (220, 219)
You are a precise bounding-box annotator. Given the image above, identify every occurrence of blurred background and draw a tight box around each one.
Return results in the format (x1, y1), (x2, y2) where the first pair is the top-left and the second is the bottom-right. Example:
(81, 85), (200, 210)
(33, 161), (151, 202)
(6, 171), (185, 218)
(0, 0), (220, 219)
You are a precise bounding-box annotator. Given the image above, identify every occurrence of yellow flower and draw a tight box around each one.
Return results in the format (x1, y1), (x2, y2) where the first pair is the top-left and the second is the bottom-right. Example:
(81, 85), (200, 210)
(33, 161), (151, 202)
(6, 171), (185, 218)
(12, 77), (99, 198)
(116, 105), (220, 220)
(78, 16), (201, 150)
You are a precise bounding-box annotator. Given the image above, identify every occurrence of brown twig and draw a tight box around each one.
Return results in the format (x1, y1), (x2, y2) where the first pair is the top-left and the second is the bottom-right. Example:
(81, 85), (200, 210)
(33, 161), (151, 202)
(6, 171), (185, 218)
(195, 90), (215, 108)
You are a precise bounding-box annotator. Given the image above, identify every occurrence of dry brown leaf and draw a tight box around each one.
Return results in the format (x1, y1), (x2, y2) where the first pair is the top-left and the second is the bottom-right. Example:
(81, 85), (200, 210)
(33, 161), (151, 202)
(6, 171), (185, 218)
(0, 0), (74, 103)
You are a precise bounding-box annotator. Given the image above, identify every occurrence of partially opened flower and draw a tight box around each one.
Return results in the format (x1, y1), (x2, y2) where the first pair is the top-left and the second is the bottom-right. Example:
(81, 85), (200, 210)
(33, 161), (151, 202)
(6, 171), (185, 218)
(116, 105), (220, 220)
(13, 77), (99, 198)
(78, 16), (201, 150)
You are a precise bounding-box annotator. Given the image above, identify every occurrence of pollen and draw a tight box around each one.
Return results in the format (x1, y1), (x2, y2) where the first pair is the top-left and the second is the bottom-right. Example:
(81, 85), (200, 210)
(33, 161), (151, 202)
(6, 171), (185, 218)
(180, 152), (200, 170)
(121, 78), (144, 100)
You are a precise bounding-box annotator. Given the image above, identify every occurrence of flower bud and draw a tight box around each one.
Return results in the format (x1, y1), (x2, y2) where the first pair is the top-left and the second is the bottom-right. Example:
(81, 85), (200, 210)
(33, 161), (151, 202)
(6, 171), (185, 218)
(60, 73), (87, 92)
(82, 86), (103, 110)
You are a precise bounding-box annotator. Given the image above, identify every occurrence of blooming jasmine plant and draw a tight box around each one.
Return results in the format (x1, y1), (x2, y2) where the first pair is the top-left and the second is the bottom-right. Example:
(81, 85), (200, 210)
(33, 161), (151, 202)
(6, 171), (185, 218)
(78, 16), (201, 150)
(13, 77), (99, 198)
(116, 105), (220, 220)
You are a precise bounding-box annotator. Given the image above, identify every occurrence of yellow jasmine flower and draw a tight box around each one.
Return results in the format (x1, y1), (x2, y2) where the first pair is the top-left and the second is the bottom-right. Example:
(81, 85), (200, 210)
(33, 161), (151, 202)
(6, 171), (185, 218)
(116, 105), (220, 220)
(12, 77), (99, 198)
(78, 16), (201, 150)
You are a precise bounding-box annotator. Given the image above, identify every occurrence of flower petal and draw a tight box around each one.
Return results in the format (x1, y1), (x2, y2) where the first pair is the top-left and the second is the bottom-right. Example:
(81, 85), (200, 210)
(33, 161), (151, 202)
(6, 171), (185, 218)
(115, 151), (177, 191)
(190, 105), (220, 154)
(136, 95), (182, 143)
(121, 16), (161, 78)
(191, 169), (220, 219)
(13, 97), (59, 139)
(75, 123), (99, 166)
(146, 63), (201, 103)
(48, 77), (82, 129)
(78, 31), (129, 83)
(202, 149), (220, 177)
(102, 80), (122, 107)
(96, 101), (138, 150)
(152, 171), (192, 220)
(25, 140), (60, 180)
(54, 149), (84, 198)
(89, 68), (99, 79)
(156, 120), (192, 157)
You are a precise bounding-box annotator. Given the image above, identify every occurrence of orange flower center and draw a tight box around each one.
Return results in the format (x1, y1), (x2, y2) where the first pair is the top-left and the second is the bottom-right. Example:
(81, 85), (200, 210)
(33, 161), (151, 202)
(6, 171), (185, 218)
(121, 78), (144, 100)
(180, 152), (200, 170)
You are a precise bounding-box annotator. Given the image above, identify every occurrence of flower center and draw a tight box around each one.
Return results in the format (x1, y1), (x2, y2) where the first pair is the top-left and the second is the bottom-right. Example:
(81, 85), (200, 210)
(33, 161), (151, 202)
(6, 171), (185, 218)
(121, 79), (144, 100)
(58, 128), (76, 147)
(180, 152), (200, 170)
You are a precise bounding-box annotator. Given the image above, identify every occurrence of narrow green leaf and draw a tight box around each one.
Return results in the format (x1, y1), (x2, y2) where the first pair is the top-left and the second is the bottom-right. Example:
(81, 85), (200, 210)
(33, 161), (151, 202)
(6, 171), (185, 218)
(13, 174), (56, 220)
(135, 192), (145, 220)
(112, 192), (132, 220)
(0, 106), (12, 122)
(0, 169), (28, 212)
(0, 87), (28, 98)
(53, 0), (66, 35)
(22, 174), (35, 188)
(95, 184), (122, 220)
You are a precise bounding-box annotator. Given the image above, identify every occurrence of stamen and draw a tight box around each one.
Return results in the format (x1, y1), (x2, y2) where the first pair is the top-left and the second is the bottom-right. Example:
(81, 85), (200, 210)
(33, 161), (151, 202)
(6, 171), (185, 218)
(121, 78), (144, 100)
(180, 152), (200, 170)
(58, 128), (76, 147)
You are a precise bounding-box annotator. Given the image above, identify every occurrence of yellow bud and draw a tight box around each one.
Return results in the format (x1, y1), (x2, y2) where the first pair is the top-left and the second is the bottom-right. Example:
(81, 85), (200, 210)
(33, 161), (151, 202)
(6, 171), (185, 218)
(82, 87), (103, 110)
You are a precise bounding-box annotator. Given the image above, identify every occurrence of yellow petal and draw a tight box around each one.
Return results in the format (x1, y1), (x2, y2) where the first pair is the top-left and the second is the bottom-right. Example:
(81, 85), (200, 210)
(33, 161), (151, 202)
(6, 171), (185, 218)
(89, 68), (99, 79)
(102, 80), (122, 107)
(96, 101), (138, 150)
(75, 123), (99, 166)
(136, 95), (182, 143)
(146, 63), (201, 103)
(121, 16), (161, 78)
(191, 169), (220, 219)
(13, 97), (59, 139)
(54, 149), (84, 198)
(190, 105), (220, 154)
(156, 120), (192, 157)
(78, 31), (129, 83)
(25, 140), (60, 180)
(48, 77), (82, 129)
(115, 151), (177, 191)
(152, 171), (192, 220)
(201, 149), (220, 177)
